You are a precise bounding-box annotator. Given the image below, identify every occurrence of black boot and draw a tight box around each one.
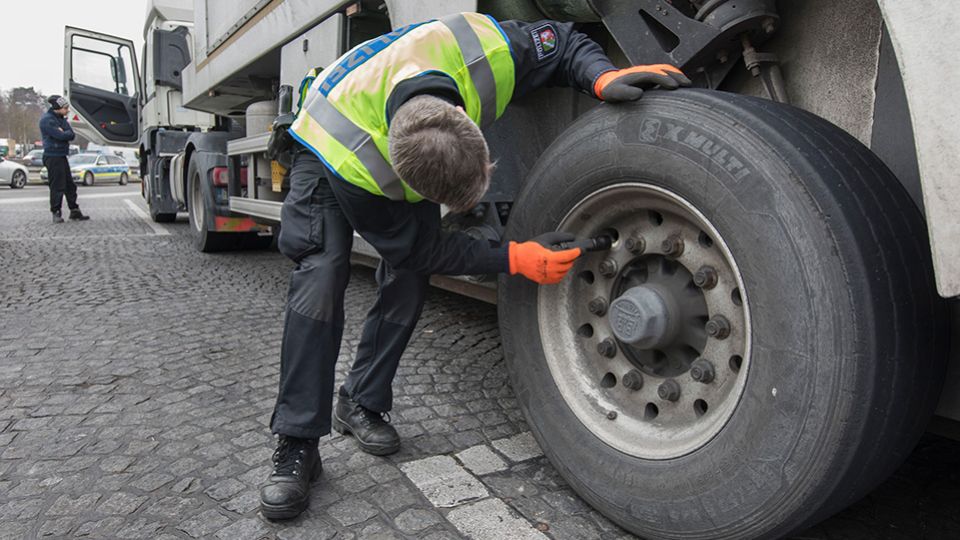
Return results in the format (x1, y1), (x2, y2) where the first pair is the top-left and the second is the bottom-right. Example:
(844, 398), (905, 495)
(69, 209), (90, 221)
(259, 435), (321, 520)
(333, 387), (400, 456)
(52, 211), (64, 223)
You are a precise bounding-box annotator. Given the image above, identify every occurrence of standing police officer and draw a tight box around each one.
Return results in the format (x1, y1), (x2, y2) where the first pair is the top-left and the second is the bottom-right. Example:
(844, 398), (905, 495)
(259, 13), (689, 519)
(40, 96), (89, 223)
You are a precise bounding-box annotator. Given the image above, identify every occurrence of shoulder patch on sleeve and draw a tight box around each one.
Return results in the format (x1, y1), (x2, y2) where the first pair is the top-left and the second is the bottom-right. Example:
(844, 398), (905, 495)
(530, 23), (558, 61)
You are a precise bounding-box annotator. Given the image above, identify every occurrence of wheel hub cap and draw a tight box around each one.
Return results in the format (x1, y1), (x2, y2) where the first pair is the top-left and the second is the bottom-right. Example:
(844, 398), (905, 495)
(609, 285), (675, 349)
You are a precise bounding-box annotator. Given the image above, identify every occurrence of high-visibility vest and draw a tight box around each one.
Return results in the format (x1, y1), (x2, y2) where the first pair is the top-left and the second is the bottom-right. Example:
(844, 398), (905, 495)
(289, 12), (515, 202)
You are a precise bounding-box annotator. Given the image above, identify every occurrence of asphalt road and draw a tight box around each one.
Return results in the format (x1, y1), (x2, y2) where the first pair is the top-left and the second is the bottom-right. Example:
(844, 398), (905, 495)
(1, 187), (958, 539)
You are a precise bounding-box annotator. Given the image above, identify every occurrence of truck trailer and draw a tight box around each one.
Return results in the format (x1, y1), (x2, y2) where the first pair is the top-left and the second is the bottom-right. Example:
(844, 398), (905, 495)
(64, 0), (960, 538)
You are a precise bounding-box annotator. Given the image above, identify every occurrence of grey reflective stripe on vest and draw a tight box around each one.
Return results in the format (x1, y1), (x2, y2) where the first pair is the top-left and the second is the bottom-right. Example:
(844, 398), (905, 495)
(306, 94), (406, 200)
(441, 14), (498, 128)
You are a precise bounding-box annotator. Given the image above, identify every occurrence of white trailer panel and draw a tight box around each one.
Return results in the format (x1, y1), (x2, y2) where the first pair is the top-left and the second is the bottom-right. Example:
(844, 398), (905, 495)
(184, 0), (348, 113)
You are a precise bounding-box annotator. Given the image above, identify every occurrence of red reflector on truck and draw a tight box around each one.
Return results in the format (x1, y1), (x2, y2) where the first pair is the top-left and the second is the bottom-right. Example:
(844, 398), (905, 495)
(212, 166), (247, 187)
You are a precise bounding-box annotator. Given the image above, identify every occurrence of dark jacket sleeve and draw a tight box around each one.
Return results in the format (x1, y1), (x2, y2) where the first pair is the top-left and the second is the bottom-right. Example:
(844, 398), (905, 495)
(499, 19), (616, 100)
(327, 174), (509, 276)
(40, 114), (75, 142)
(62, 119), (75, 141)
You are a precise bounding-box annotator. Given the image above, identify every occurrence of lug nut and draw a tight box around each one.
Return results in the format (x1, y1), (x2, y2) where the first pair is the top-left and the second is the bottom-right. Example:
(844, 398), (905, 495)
(661, 235), (684, 258)
(705, 315), (731, 339)
(597, 338), (617, 358)
(588, 297), (608, 316)
(693, 266), (718, 289)
(658, 379), (681, 402)
(624, 236), (646, 254)
(690, 358), (716, 383)
(599, 258), (618, 278)
(606, 410), (618, 420)
(622, 369), (644, 391)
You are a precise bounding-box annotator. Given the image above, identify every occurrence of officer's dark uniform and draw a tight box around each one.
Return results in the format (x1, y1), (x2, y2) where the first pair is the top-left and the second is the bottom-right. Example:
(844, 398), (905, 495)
(39, 108), (79, 215)
(271, 19), (616, 440)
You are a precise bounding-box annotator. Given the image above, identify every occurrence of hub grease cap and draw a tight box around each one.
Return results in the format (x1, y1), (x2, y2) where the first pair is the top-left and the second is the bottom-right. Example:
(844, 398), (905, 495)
(609, 286), (671, 349)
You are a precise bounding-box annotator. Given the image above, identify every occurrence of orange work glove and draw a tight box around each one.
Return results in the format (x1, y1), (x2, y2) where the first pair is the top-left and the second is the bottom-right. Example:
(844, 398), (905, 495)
(509, 232), (582, 285)
(594, 64), (692, 102)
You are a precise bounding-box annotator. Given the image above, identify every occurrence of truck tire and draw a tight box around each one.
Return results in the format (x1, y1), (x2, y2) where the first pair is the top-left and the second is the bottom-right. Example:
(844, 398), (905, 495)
(187, 159), (270, 253)
(498, 89), (948, 539)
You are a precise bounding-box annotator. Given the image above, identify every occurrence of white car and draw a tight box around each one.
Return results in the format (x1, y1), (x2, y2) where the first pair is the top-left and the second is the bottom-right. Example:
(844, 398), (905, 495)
(0, 156), (28, 189)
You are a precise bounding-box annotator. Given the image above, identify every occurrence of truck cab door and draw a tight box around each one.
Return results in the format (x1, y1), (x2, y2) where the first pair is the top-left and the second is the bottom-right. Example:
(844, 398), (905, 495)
(64, 27), (141, 146)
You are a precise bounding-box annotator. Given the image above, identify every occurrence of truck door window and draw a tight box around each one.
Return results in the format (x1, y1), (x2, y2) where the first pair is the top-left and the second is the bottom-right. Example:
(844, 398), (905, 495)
(72, 35), (136, 96)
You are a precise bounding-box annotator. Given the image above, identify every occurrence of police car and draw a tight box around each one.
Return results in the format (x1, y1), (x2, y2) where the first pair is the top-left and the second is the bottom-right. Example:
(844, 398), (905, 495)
(40, 153), (131, 186)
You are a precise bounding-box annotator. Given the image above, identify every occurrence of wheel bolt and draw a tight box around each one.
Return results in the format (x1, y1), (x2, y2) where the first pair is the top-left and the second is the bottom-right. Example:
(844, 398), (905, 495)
(693, 266), (718, 289)
(658, 379), (681, 402)
(597, 338), (617, 358)
(624, 236), (646, 254)
(588, 297), (608, 316)
(599, 258), (618, 278)
(661, 235), (684, 258)
(606, 410), (618, 420)
(690, 358), (716, 383)
(622, 369), (644, 391)
(705, 315), (731, 339)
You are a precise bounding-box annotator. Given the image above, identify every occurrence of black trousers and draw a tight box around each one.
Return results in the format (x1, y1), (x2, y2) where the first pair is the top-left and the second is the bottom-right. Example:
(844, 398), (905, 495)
(44, 156), (78, 214)
(270, 151), (430, 439)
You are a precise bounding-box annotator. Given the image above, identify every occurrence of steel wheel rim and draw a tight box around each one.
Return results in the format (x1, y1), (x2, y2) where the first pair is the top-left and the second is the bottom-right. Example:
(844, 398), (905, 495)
(190, 174), (204, 233)
(537, 182), (751, 459)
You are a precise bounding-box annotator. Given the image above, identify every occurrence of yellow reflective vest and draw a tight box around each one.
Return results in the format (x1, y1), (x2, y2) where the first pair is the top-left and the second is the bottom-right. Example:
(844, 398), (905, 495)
(289, 12), (515, 202)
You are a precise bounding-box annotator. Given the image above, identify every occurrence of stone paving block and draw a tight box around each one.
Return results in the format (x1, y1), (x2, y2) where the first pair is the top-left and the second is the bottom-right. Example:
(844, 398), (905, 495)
(400, 455), (489, 508)
(222, 490), (261, 514)
(276, 520), (338, 540)
(327, 497), (380, 526)
(115, 517), (167, 539)
(36, 516), (75, 537)
(456, 444), (509, 476)
(447, 498), (548, 540)
(74, 517), (126, 537)
(46, 493), (101, 515)
(394, 507), (444, 534)
(130, 471), (174, 491)
(177, 508), (232, 538)
(205, 477), (247, 501)
(492, 432), (544, 462)
(144, 496), (204, 519)
(550, 515), (604, 540)
(97, 491), (149, 515)
(214, 517), (273, 540)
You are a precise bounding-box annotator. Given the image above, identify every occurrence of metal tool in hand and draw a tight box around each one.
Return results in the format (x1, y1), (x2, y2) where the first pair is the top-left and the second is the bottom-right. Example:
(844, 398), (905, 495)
(553, 235), (614, 252)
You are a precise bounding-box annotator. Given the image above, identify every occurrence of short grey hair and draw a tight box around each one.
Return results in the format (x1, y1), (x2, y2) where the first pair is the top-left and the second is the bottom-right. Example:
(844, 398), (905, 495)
(388, 95), (493, 213)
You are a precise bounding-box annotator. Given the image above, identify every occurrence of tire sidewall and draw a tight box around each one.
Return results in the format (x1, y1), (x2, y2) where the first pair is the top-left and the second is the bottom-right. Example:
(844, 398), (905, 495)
(83, 172), (94, 186)
(119, 172), (128, 185)
(499, 94), (867, 538)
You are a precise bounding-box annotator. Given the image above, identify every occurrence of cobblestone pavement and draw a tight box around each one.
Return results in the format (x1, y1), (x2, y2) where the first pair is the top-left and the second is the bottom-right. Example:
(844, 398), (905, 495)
(1, 188), (959, 539)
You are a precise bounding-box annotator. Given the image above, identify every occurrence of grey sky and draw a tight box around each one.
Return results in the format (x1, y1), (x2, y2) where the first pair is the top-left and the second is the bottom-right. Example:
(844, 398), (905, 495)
(0, 0), (148, 96)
